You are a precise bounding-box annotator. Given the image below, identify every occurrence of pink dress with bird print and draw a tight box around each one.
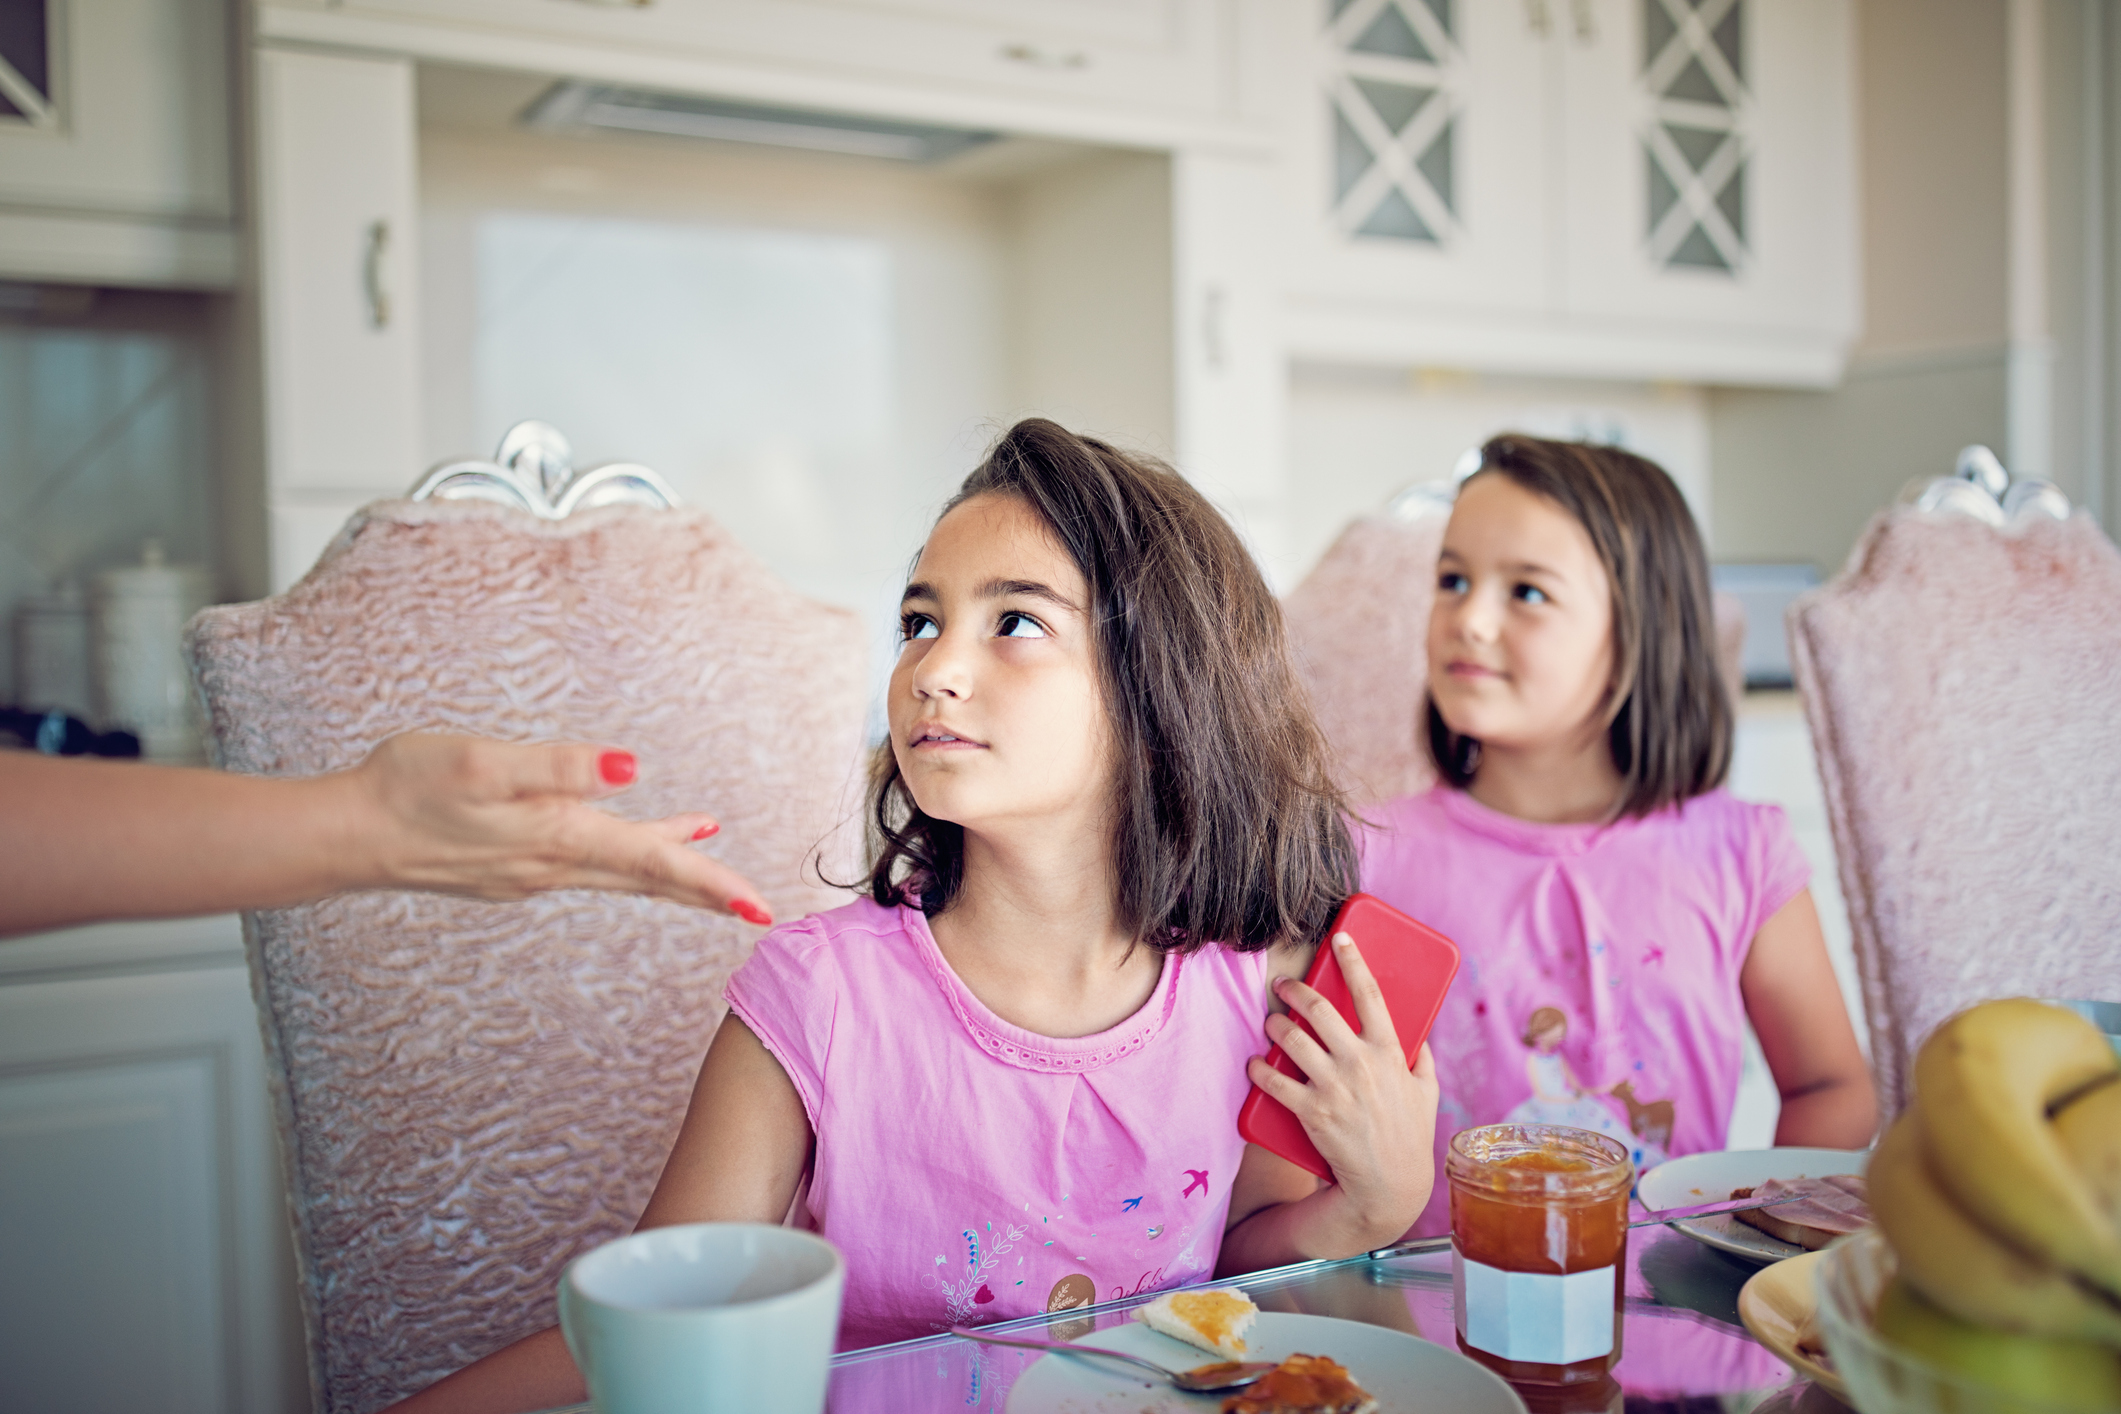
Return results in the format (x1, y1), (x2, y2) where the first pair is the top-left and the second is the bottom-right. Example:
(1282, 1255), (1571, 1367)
(1358, 785), (1810, 1237)
(723, 897), (1273, 1350)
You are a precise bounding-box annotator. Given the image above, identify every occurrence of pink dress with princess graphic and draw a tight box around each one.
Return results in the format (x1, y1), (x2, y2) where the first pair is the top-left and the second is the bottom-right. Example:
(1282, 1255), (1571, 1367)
(1357, 785), (1810, 1237)
(722, 897), (1273, 1350)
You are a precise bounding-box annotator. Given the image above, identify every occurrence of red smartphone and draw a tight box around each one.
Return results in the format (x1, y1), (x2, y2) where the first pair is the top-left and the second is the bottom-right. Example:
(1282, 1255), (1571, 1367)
(1236, 892), (1461, 1181)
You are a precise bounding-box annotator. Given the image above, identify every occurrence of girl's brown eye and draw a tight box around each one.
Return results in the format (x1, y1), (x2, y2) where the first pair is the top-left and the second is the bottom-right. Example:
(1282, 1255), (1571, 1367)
(1513, 584), (1549, 605)
(997, 611), (1047, 639)
(902, 613), (939, 641)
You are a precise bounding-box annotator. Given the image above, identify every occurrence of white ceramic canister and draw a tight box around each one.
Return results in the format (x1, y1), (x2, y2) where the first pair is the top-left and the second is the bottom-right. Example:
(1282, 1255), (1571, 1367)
(13, 582), (94, 719)
(91, 541), (212, 762)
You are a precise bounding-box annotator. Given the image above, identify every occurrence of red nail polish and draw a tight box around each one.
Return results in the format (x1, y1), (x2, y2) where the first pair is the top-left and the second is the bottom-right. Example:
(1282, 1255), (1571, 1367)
(690, 824), (718, 841)
(599, 751), (636, 786)
(733, 900), (773, 926)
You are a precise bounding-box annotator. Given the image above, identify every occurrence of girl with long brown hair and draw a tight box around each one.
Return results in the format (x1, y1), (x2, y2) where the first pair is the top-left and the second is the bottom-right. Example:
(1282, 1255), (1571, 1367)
(397, 419), (1438, 1411)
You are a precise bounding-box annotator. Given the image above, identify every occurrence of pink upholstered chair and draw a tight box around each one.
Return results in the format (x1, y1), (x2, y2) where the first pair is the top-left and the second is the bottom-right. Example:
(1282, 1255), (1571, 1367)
(1284, 502), (1449, 809)
(187, 485), (868, 1413)
(1789, 496), (2121, 1116)
(1284, 497), (1748, 810)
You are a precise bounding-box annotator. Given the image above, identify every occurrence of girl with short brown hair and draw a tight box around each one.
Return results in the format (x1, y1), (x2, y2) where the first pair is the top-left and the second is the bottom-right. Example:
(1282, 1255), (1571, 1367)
(1363, 434), (1873, 1237)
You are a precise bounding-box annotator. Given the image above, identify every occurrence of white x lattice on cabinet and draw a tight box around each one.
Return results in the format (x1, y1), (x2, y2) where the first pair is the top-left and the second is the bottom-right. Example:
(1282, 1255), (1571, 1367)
(1323, 0), (1461, 246)
(1285, 0), (1857, 387)
(1641, 0), (1749, 274)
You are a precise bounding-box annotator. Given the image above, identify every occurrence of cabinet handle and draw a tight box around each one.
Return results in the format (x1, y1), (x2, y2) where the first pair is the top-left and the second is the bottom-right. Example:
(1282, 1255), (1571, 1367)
(363, 220), (391, 330)
(1571, 0), (1597, 42)
(1524, 0), (1551, 36)
(999, 43), (1090, 70)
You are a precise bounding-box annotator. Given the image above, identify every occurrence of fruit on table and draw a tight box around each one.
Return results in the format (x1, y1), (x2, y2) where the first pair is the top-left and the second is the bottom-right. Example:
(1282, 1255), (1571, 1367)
(1865, 994), (2121, 1412)
(1869, 1115), (2121, 1344)
(1873, 1275), (2121, 1414)
(1911, 999), (2121, 1304)
(2058, 1077), (2121, 1221)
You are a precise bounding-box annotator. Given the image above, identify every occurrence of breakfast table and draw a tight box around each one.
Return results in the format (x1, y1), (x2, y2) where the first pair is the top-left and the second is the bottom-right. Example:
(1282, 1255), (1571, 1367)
(543, 1221), (1839, 1413)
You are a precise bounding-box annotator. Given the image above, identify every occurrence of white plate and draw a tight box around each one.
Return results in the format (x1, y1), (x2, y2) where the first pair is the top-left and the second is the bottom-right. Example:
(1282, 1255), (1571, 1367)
(1736, 1249), (1847, 1400)
(1638, 1148), (1869, 1265)
(1001, 1310), (1525, 1414)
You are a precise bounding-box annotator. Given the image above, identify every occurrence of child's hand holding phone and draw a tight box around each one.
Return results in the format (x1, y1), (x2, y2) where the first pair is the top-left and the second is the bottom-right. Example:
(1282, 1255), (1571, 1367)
(1238, 893), (1459, 1245)
(1246, 934), (1442, 1232)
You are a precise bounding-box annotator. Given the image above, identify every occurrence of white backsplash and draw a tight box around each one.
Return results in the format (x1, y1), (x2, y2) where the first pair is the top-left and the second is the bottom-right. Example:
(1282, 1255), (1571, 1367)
(472, 210), (899, 615)
(1281, 363), (1714, 588)
(421, 125), (1016, 728)
(0, 292), (222, 709)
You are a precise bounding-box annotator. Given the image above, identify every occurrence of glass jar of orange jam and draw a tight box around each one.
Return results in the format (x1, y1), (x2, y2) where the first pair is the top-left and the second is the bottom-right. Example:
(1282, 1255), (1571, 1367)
(1447, 1124), (1632, 1386)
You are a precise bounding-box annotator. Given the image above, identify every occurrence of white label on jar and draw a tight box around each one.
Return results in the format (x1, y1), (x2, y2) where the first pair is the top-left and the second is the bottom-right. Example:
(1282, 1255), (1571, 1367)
(1453, 1250), (1616, 1364)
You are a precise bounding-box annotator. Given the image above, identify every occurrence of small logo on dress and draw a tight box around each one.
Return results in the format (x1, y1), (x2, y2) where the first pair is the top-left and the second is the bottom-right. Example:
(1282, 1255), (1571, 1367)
(1122, 1196), (1142, 1211)
(1046, 1273), (1096, 1342)
(1046, 1274), (1095, 1313)
(1181, 1169), (1209, 1198)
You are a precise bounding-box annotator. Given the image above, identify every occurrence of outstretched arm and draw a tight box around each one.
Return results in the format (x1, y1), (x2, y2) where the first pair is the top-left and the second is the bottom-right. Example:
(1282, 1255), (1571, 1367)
(0, 733), (773, 937)
(1741, 889), (1877, 1148)
(384, 1013), (813, 1414)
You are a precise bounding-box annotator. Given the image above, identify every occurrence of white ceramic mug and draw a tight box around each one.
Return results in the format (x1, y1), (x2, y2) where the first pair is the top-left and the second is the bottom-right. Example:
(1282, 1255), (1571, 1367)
(559, 1223), (844, 1414)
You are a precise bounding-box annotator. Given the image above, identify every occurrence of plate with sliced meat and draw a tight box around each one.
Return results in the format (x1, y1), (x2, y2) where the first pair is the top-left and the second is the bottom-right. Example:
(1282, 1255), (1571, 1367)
(1638, 1148), (1871, 1265)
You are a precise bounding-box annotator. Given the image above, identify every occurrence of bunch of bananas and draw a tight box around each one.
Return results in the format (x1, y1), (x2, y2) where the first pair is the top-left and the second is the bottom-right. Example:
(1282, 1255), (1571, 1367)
(1866, 998), (2121, 1408)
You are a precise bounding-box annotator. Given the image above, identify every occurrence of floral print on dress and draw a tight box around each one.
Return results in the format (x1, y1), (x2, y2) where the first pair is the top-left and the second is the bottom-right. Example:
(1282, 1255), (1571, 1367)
(926, 1222), (1030, 1331)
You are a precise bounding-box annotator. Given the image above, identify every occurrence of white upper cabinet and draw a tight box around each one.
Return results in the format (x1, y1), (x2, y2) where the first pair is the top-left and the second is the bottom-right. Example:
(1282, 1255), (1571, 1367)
(1285, 0), (1550, 321)
(0, 0), (236, 287)
(1282, 0), (1858, 387)
(253, 45), (423, 588)
(1558, 0), (1856, 345)
(254, 0), (1261, 144)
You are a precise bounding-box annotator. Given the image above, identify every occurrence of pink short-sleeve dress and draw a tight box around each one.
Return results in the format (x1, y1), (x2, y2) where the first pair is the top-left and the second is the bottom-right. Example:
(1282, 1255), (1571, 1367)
(723, 897), (1275, 1349)
(1357, 785), (1810, 1237)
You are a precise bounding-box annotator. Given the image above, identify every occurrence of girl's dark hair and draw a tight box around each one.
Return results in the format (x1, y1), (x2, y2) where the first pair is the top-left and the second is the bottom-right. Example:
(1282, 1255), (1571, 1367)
(1427, 433), (1732, 819)
(864, 417), (1357, 953)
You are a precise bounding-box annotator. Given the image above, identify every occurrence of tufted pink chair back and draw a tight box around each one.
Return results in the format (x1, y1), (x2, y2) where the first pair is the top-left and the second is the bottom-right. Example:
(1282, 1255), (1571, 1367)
(1789, 507), (2121, 1116)
(187, 499), (868, 1414)
(1285, 509), (1448, 809)
(1284, 507), (1748, 812)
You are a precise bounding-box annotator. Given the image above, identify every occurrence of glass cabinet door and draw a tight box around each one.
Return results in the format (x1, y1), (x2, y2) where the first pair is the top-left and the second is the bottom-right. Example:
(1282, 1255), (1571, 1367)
(1557, 0), (1857, 348)
(1286, 0), (1552, 320)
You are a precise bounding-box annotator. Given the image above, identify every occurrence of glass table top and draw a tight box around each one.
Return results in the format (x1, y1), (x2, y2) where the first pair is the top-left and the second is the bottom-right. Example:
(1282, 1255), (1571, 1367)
(810, 1225), (1834, 1413)
(539, 1225), (1847, 1412)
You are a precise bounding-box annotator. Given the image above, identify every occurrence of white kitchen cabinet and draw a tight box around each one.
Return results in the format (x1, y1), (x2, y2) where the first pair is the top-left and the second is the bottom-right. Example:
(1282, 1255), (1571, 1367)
(0, 917), (306, 1414)
(253, 45), (423, 589)
(0, 0), (236, 288)
(254, 0), (1266, 150)
(1172, 149), (1292, 570)
(1282, 0), (1858, 387)
(1282, 0), (1551, 320)
(1558, 0), (1857, 343)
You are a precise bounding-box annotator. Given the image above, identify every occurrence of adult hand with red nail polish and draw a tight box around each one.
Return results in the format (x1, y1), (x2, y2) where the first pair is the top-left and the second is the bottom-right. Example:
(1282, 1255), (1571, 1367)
(0, 732), (775, 935)
(342, 734), (774, 918)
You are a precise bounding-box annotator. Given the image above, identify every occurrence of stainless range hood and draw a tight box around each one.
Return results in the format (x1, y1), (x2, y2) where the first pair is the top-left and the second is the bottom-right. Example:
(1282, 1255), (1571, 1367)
(522, 81), (999, 163)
